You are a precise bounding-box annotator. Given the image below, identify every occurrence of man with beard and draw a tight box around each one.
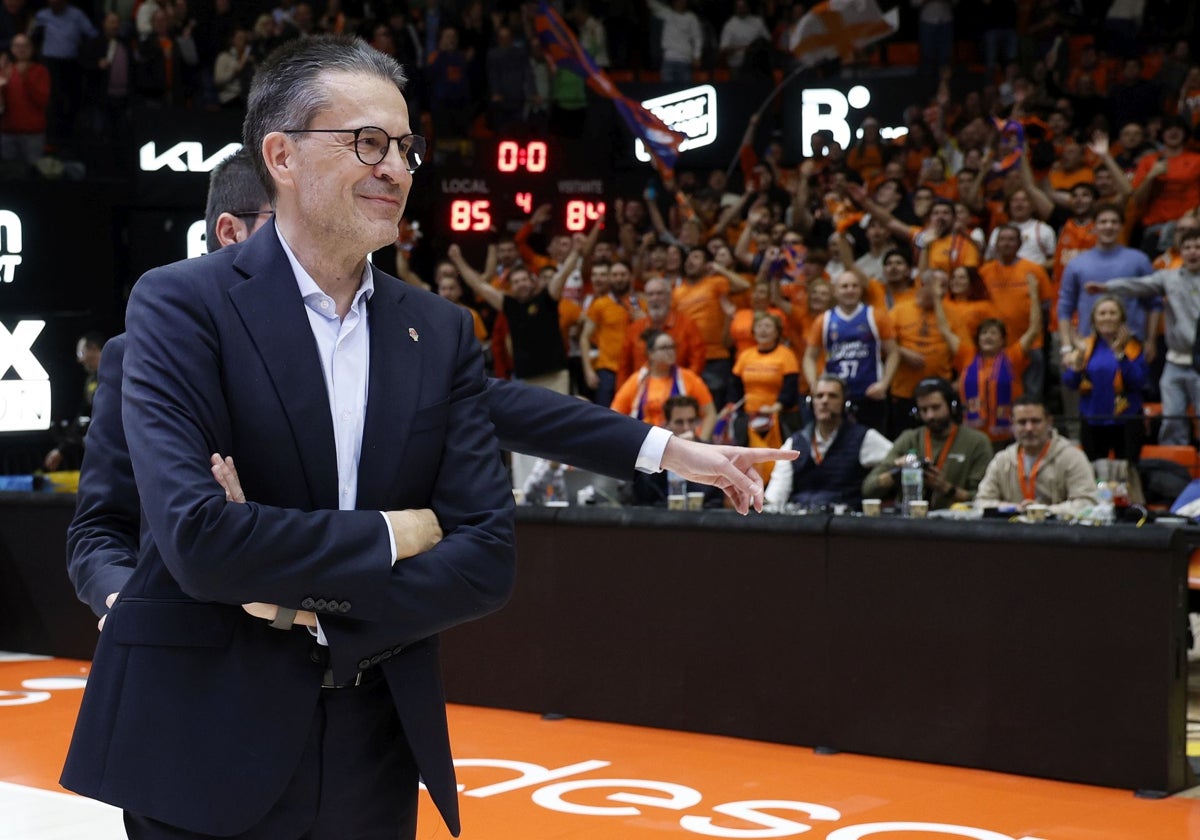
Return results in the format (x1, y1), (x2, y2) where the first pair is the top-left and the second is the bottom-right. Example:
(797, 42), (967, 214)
(863, 377), (993, 511)
(580, 259), (643, 407)
(975, 396), (1098, 516)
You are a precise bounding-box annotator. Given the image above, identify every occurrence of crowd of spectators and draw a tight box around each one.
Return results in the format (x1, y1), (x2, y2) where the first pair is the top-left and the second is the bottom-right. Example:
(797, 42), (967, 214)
(6, 0), (1200, 515)
(3, 0), (1194, 171)
(377, 2), (1198, 515)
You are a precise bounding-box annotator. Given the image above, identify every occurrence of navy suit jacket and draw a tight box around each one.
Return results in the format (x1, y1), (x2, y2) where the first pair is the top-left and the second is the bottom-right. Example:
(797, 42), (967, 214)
(61, 222), (516, 836)
(66, 353), (649, 619)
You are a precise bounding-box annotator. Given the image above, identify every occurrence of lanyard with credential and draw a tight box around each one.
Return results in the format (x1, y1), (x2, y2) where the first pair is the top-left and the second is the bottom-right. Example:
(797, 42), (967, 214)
(923, 424), (959, 472)
(1017, 439), (1052, 501)
(810, 431), (825, 465)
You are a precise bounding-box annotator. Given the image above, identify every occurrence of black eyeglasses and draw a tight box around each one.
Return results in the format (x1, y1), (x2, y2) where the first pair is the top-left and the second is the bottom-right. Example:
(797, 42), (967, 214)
(233, 210), (274, 220)
(283, 126), (426, 172)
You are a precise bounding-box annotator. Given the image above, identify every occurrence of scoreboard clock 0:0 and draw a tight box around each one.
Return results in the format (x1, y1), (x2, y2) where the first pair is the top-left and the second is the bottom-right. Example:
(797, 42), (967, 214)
(437, 138), (608, 238)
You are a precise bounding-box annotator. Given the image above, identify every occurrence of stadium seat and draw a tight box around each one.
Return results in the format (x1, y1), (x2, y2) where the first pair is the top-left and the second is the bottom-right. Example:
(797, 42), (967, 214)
(1139, 444), (1200, 479)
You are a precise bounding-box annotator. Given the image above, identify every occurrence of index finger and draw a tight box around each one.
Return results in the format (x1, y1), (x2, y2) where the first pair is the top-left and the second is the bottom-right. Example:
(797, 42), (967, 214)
(746, 447), (799, 461)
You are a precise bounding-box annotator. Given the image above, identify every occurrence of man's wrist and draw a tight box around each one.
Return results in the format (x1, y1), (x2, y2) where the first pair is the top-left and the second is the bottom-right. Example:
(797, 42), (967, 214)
(636, 425), (673, 473)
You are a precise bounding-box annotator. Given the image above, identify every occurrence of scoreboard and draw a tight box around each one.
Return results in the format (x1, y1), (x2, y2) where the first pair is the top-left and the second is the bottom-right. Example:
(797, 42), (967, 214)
(433, 138), (608, 242)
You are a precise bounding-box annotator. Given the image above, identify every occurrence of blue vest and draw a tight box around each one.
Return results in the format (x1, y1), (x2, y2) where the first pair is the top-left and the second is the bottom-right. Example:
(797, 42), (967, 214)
(787, 422), (870, 508)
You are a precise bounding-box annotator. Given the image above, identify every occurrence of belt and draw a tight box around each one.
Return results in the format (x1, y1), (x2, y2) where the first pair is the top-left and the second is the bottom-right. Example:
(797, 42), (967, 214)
(321, 665), (381, 689)
(310, 645), (381, 689)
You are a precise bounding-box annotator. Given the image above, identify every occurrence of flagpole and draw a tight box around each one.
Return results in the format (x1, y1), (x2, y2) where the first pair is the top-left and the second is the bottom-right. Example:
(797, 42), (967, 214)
(723, 61), (809, 184)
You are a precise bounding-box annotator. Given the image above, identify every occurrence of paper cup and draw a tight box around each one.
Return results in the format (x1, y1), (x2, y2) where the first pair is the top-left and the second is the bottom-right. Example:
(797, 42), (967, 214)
(908, 500), (929, 518)
(667, 494), (687, 510)
(861, 498), (881, 517)
(687, 491), (705, 511)
(1026, 504), (1049, 522)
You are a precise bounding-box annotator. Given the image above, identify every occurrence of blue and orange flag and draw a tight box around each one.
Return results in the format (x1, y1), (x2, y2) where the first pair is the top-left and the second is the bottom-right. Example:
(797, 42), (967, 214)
(534, 0), (684, 179)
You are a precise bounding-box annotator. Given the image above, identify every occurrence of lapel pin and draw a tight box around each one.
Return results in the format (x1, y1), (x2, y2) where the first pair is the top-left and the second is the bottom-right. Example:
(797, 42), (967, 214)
(409, 327), (419, 342)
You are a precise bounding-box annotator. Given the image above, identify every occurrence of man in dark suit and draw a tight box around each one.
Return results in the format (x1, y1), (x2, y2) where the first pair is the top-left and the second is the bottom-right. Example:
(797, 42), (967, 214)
(62, 35), (516, 839)
(63, 38), (794, 840)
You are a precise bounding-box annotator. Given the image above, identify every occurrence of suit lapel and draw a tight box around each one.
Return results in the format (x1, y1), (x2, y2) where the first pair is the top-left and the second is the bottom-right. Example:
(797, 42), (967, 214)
(228, 221), (339, 510)
(357, 267), (423, 509)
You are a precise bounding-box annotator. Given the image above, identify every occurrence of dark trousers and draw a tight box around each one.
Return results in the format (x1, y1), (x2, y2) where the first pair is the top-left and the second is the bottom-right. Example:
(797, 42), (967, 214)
(568, 356), (593, 399)
(1080, 419), (1145, 462)
(593, 368), (616, 408)
(124, 673), (419, 840)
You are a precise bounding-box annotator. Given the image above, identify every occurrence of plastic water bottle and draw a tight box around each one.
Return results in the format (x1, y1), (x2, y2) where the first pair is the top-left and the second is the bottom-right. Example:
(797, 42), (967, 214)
(1094, 481), (1115, 525)
(900, 450), (924, 517)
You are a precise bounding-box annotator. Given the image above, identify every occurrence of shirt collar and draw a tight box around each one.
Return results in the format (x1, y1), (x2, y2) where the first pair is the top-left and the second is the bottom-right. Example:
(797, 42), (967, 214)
(275, 226), (374, 318)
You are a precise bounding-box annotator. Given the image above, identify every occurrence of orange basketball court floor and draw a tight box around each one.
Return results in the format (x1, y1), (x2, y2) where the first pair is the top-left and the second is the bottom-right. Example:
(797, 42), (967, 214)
(3, 654), (1200, 840)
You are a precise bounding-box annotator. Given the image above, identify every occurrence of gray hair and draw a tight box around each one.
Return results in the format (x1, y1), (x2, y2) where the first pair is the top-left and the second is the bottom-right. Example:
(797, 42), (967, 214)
(242, 35), (408, 200)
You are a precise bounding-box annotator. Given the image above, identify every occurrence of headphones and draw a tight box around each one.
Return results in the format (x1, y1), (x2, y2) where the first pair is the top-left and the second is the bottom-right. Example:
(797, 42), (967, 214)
(805, 375), (854, 418)
(911, 377), (962, 423)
